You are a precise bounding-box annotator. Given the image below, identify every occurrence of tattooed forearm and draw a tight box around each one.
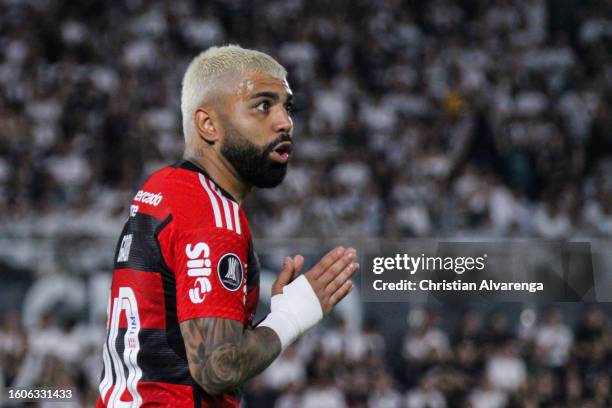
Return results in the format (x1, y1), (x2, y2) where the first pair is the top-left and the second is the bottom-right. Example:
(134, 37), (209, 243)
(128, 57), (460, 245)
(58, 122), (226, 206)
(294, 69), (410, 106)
(180, 318), (281, 395)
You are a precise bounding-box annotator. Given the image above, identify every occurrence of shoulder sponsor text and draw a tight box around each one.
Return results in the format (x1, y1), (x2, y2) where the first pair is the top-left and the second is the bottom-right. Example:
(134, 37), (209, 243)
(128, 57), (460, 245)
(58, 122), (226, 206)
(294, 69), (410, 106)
(134, 190), (163, 206)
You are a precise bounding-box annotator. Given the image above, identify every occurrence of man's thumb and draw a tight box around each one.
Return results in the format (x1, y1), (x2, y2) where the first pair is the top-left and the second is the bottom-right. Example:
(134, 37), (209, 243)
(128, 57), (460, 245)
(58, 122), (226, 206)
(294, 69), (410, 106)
(272, 256), (294, 295)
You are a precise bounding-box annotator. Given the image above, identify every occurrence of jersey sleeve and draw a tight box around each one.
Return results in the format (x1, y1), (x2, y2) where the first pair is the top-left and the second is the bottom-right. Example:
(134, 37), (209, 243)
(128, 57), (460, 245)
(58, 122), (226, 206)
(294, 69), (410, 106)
(171, 225), (248, 323)
(153, 169), (251, 324)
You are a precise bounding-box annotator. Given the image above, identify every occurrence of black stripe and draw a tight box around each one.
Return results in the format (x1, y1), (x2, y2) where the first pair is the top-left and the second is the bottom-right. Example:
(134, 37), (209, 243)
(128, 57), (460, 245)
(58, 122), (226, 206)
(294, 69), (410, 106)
(153, 215), (189, 364)
(192, 385), (202, 408)
(113, 328), (191, 384)
(114, 213), (168, 272)
(152, 215), (201, 393)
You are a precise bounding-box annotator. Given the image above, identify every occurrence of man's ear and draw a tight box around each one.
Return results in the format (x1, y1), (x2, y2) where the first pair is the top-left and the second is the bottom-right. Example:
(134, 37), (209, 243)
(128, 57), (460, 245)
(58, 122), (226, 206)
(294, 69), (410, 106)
(194, 107), (219, 145)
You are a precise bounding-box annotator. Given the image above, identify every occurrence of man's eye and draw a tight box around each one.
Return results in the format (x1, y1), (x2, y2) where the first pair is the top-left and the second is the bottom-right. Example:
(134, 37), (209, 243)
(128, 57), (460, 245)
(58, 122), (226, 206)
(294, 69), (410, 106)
(255, 101), (270, 112)
(285, 103), (294, 114)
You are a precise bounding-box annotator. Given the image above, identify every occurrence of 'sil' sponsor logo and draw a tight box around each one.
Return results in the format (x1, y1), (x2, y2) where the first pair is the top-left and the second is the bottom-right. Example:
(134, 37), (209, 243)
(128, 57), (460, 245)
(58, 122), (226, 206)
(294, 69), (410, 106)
(186, 242), (212, 303)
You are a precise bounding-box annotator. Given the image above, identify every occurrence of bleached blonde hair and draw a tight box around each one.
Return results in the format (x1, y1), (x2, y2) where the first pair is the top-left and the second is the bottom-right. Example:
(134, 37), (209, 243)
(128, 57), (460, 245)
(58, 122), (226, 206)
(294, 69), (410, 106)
(181, 44), (287, 141)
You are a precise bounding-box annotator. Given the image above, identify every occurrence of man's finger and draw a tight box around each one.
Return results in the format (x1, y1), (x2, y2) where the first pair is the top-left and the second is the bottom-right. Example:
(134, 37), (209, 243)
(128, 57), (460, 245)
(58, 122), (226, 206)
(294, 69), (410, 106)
(325, 262), (358, 295)
(306, 247), (346, 279)
(329, 280), (353, 308)
(316, 248), (356, 286)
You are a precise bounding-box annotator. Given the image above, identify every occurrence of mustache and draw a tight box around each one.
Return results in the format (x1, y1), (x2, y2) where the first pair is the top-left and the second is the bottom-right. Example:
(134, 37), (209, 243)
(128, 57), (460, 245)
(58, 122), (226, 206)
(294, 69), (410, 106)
(262, 133), (293, 155)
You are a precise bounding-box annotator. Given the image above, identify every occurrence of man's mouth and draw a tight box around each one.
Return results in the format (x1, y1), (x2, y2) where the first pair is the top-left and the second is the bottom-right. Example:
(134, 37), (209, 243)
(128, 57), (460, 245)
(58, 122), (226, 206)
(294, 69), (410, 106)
(268, 141), (293, 163)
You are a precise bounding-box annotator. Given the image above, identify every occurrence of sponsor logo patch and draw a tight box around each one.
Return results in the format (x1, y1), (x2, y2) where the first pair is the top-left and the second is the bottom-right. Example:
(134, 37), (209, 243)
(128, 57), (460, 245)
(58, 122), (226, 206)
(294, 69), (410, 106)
(134, 190), (163, 206)
(117, 234), (133, 262)
(130, 205), (139, 217)
(185, 242), (212, 303)
(217, 253), (244, 291)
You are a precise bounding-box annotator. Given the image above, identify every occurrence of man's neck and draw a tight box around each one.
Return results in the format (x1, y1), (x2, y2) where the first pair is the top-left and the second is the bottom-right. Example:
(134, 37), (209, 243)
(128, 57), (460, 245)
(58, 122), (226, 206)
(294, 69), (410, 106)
(182, 151), (250, 204)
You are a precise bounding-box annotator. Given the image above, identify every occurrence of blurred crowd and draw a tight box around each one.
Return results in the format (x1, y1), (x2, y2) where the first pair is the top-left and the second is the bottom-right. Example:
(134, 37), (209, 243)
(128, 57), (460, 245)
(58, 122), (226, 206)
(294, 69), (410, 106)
(0, 310), (101, 407)
(247, 306), (612, 408)
(1, 306), (610, 407)
(0, 0), (611, 239)
(1, 0), (612, 407)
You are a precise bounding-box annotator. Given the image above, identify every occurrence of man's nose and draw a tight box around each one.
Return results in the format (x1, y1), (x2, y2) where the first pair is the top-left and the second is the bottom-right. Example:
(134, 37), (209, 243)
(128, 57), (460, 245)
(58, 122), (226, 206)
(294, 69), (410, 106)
(273, 106), (293, 134)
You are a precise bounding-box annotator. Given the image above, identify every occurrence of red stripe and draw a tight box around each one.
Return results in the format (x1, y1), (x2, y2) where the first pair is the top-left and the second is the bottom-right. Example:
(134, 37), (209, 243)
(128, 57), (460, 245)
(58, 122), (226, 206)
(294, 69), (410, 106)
(110, 269), (166, 329)
(96, 382), (239, 407)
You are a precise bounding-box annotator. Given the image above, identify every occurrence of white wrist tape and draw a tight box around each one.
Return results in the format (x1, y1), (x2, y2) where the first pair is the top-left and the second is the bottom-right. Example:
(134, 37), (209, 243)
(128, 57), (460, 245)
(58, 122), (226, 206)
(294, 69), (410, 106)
(258, 275), (323, 350)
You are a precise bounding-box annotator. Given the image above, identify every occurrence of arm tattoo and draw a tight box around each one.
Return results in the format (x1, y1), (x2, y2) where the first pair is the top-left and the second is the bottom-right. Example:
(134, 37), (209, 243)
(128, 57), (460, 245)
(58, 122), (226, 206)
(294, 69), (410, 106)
(180, 318), (281, 395)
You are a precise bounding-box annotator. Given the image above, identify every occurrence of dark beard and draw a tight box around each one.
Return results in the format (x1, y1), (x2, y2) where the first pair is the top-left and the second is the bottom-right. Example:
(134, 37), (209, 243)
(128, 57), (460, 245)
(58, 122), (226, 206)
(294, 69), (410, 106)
(220, 120), (290, 188)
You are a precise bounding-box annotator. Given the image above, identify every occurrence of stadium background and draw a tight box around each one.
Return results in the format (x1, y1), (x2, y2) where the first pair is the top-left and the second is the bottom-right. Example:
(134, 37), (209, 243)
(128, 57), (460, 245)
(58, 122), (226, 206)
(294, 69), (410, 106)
(1, 0), (611, 406)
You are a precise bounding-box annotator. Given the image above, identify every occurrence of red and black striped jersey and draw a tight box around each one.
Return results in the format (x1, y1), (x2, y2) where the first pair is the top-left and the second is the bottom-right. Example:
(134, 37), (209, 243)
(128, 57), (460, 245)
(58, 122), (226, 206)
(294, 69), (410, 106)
(96, 160), (260, 408)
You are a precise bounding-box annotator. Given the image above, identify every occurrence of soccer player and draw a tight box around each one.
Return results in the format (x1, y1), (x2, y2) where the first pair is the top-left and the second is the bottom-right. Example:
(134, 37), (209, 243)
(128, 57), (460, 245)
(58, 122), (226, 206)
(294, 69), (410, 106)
(96, 45), (359, 407)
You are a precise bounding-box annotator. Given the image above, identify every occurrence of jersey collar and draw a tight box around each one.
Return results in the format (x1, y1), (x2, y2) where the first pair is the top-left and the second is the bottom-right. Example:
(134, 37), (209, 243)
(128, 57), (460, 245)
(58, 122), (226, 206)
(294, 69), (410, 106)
(174, 160), (239, 203)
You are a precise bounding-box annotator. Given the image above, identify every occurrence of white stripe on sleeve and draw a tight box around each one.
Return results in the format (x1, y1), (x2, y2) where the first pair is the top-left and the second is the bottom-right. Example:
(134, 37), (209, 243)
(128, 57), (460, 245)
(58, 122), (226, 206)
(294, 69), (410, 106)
(209, 180), (234, 231)
(199, 174), (223, 228)
(232, 201), (241, 234)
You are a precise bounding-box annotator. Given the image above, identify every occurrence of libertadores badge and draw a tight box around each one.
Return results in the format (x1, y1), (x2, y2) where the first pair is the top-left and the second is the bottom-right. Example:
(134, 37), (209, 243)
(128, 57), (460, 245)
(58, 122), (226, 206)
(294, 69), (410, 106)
(217, 253), (244, 291)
